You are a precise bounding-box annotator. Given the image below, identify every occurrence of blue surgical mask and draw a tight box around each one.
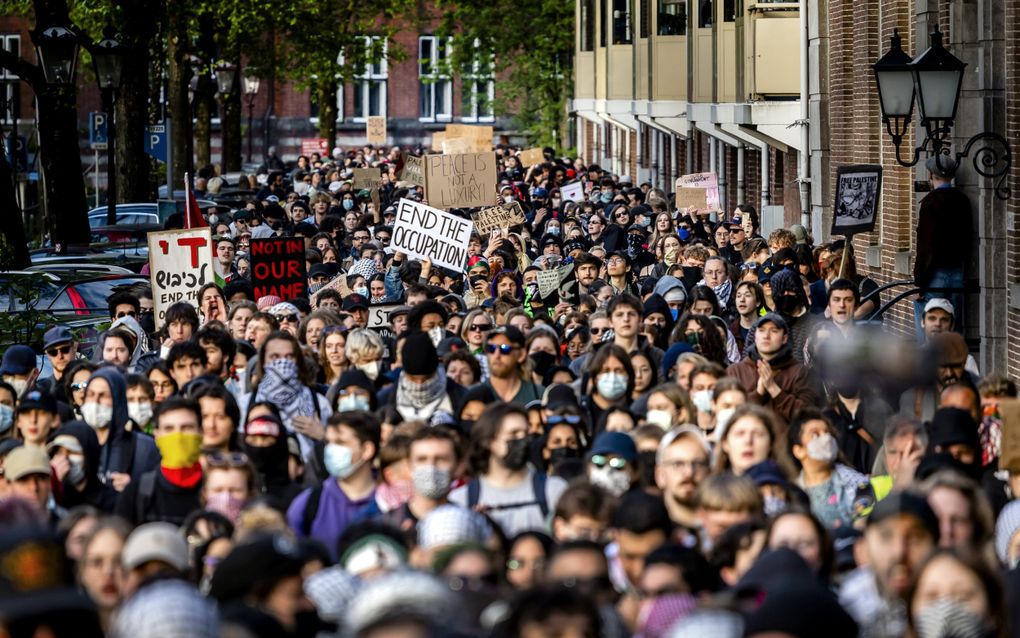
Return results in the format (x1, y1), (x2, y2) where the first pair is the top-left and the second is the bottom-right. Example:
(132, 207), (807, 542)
(678, 228), (691, 241)
(600, 192), (613, 204)
(343, 199), (355, 211)
(354, 286), (369, 297)
(337, 394), (370, 412)
(0, 403), (12, 434)
(596, 373), (628, 401)
(670, 307), (680, 321)
(324, 443), (362, 479)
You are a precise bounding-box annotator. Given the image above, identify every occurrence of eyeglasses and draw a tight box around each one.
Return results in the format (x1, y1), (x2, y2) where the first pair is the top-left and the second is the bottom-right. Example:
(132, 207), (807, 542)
(46, 345), (72, 357)
(278, 314), (299, 323)
(206, 452), (251, 468)
(375, 235), (390, 242)
(590, 327), (606, 334)
(71, 382), (88, 392)
(661, 459), (709, 472)
(607, 257), (626, 265)
(354, 234), (370, 241)
(469, 323), (493, 332)
(485, 343), (517, 355)
(547, 414), (582, 426)
(590, 454), (628, 470)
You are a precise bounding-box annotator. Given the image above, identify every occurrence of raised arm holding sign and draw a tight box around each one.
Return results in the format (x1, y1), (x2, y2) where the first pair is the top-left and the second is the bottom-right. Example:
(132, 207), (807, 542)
(389, 198), (473, 272)
(148, 228), (214, 329)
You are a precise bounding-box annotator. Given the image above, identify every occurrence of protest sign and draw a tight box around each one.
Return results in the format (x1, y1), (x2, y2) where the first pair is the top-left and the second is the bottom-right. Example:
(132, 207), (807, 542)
(676, 187), (708, 210)
(425, 152), (497, 209)
(390, 198), (473, 271)
(441, 137), (474, 155)
(471, 201), (526, 235)
(368, 304), (400, 329)
(366, 116), (387, 144)
(430, 131), (447, 152)
(999, 400), (1020, 472)
(518, 147), (545, 167)
(401, 155), (426, 187)
(300, 138), (328, 157)
(353, 167), (382, 190)
(560, 181), (585, 203)
(311, 272), (351, 307)
(536, 264), (575, 298)
(676, 172), (720, 210)
(147, 228), (214, 329)
(250, 237), (307, 301)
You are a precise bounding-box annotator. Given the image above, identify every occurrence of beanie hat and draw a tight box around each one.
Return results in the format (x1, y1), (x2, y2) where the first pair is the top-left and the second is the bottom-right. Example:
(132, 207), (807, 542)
(928, 407), (980, 453)
(401, 332), (439, 376)
(996, 500), (1020, 564)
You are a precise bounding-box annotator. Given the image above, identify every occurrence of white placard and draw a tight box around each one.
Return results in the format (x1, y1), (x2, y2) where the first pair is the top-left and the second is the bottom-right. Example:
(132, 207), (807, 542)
(561, 181), (585, 203)
(389, 198), (474, 272)
(147, 228), (214, 329)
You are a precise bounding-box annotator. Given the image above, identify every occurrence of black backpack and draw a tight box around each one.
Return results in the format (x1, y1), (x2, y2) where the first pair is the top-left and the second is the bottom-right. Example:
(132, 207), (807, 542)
(465, 471), (549, 517)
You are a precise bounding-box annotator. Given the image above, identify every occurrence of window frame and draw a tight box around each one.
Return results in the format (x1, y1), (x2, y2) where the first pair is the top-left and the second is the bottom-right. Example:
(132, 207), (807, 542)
(352, 36), (388, 122)
(418, 35), (453, 123)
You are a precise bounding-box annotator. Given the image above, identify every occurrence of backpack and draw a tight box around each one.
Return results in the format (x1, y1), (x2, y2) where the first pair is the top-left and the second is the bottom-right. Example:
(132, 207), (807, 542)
(134, 470), (159, 522)
(301, 484), (325, 537)
(465, 471), (549, 518)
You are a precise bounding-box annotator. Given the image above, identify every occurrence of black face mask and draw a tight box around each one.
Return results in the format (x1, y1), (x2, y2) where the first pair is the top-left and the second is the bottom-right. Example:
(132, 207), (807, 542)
(682, 266), (702, 289)
(547, 446), (580, 469)
(774, 295), (800, 315)
(460, 419), (476, 432)
(530, 351), (557, 373)
(502, 437), (530, 472)
(637, 450), (658, 488)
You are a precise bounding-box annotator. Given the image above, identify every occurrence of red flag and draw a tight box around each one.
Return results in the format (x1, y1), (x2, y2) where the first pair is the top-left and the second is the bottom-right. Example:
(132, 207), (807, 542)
(184, 173), (207, 229)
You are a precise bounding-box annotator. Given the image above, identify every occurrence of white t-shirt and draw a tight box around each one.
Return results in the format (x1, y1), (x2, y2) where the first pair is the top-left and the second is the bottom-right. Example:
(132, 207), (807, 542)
(449, 468), (567, 538)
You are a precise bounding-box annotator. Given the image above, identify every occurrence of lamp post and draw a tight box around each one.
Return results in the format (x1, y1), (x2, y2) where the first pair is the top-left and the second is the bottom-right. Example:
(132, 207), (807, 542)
(242, 68), (260, 165)
(214, 61), (236, 169)
(873, 26), (1011, 199)
(93, 29), (124, 226)
(34, 26), (79, 85)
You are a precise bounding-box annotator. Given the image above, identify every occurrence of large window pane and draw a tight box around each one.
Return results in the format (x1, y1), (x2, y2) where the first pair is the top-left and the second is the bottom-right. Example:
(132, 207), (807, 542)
(658, 0), (687, 35)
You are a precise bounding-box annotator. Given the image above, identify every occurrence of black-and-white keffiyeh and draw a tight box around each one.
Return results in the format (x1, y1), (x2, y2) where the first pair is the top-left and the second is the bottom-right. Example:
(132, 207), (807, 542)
(397, 368), (447, 410)
(698, 277), (733, 307)
(255, 359), (317, 429)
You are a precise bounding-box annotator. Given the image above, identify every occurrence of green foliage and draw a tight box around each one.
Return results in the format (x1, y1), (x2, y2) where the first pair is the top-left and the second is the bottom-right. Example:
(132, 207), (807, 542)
(0, 274), (57, 349)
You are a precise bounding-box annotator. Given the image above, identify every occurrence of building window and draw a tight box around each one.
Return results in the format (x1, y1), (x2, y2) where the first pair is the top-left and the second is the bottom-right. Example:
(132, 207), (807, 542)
(658, 0), (687, 34)
(308, 77), (343, 125)
(419, 36), (452, 122)
(613, 0), (632, 44)
(698, 0), (712, 27)
(353, 36), (387, 121)
(581, 0), (596, 51)
(601, 0), (608, 46)
(723, 0), (735, 21)
(640, 0), (650, 38)
(1, 35), (20, 124)
(462, 45), (494, 122)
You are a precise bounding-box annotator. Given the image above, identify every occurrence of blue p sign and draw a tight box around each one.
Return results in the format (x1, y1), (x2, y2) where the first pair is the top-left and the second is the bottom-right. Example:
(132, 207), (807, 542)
(89, 112), (108, 149)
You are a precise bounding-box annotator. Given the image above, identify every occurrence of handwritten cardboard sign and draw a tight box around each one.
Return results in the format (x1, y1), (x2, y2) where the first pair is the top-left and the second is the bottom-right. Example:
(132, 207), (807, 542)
(366, 116), (387, 144)
(430, 131), (447, 152)
(353, 167), (382, 190)
(999, 399), (1020, 472)
(676, 172), (720, 210)
(368, 304), (400, 329)
(311, 272), (351, 307)
(471, 201), (527, 234)
(676, 187), (709, 210)
(401, 155), (426, 187)
(441, 137), (474, 155)
(250, 237), (308, 301)
(560, 181), (585, 203)
(147, 228), (214, 329)
(518, 147), (545, 167)
(424, 152), (497, 209)
(389, 198), (474, 271)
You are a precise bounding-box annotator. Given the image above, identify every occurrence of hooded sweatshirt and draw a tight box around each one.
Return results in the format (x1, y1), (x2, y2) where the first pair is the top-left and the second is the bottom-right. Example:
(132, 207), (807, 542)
(89, 367), (160, 484)
(94, 316), (152, 371)
(54, 421), (119, 512)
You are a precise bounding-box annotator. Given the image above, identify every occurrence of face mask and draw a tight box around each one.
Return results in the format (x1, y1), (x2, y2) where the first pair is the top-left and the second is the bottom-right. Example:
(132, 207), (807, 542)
(308, 283), (324, 295)
(670, 307), (680, 321)
(774, 295), (800, 315)
(411, 464), (452, 499)
(0, 403), (13, 434)
(590, 465), (631, 496)
(81, 402), (113, 430)
(685, 332), (702, 352)
(460, 418), (476, 431)
(547, 226), (561, 236)
(664, 247), (679, 265)
(127, 401), (153, 426)
(205, 492), (245, 524)
(547, 446), (580, 468)
(502, 437), (530, 472)
(914, 599), (988, 638)
(156, 431), (203, 468)
(354, 286), (369, 298)
(529, 351), (557, 372)
(5, 377), (27, 397)
(67, 455), (86, 486)
(763, 494), (788, 517)
(677, 228), (691, 241)
(357, 361), (381, 381)
(428, 326), (444, 347)
(337, 394), (371, 412)
(645, 409), (673, 430)
(342, 199), (355, 210)
(806, 433), (838, 464)
(596, 373), (628, 401)
(692, 390), (713, 414)
(324, 443), (363, 479)
(600, 192), (613, 204)
(715, 407), (736, 433)
(504, 194), (515, 202)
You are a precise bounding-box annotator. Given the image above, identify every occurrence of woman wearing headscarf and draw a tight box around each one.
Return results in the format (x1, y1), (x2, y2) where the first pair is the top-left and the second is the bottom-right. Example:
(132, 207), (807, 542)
(50, 421), (119, 512)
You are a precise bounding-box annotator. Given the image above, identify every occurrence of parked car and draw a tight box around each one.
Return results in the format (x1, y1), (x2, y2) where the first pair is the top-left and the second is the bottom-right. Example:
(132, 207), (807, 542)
(30, 245), (149, 273)
(88, 199), (219, 229)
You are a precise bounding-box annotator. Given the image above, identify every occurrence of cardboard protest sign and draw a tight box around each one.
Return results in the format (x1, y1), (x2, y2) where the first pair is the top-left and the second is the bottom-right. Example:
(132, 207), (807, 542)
(676, 172), (720, 210)
(430, 131), (447, 152)
(300, 138), (328, 156)
(368, 304), (400, 329)
(560, 181), (585, 203)
(401, 155), (425, 187)
(445, 124), (493, 142)
(536, 264), (575, 298)
(311, 272), (351, 307)
(999, 399), (1020, 471)
(518, 147), (545, 167)
(366, 116), (387, 144)
(148, 228), (214, 329)
(353, 167), (382, 190)
(441, 137), (474, 155)
(471, 201), (527, 235)
(390, 198), (473, 271)
(250, 237), (307, 301)
(424, 152), (497, 209)
(676, 187), (708, 210)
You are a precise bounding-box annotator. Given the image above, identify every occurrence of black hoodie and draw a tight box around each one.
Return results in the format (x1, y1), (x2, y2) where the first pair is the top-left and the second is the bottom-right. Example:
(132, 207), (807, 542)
(53, 421), (119, 512)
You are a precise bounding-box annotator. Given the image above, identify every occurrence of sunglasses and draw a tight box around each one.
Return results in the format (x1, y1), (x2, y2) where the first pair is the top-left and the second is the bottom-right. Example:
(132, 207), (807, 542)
(547, 414), (582, 426)
(206, 452), (251, 468)
(469, 323), (493, 332)
(71, 382), (88, 392)
(46, 345), (72, 357)
(116, 311), (136, 318)
(278, 314), (299, 323)
(485, 343), (517, 355)
(590, 327), (606, 334)
(590, 454), (628, 470)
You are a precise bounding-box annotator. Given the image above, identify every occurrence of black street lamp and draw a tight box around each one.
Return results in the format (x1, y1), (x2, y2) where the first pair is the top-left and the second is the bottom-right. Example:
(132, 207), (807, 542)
(242, 68), (260, 165)
(93, 28), (124, 226)
(873, 26), (1011, 199)
(214, 62), (236, 95)
(34, 25), (79, 85)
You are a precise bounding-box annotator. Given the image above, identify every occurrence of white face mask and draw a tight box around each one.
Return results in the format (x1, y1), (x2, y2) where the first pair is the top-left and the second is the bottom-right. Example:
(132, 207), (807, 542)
(0, 403), (13, 434)
(428, 326), (444, 347)
(127, 401), (153, 426)
(357, 361), (381, 381)
(714, 408), (736, 435)
(81, 401), (113, 430)
(645, 409), (673, 430)
(691, 390), (714, 414)
(596, 373), (627, 401)
(4, 377), (27, 398)
(589, 465), (631, 496)
(806, 433), (838, 464)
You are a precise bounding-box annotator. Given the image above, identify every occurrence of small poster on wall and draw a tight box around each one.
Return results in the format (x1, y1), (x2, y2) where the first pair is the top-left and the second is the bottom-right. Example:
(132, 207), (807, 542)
(832, 164), (883, 236)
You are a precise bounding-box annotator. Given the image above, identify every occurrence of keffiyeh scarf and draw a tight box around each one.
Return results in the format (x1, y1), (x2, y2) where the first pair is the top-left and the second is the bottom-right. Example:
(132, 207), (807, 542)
(397, 368), (447, 410)
(255, 359), (317, 428)
(697, 277), (733, 307)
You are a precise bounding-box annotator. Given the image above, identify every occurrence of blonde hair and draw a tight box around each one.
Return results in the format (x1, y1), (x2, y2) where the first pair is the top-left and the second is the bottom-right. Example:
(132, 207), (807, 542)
(344, 328), (384, 365)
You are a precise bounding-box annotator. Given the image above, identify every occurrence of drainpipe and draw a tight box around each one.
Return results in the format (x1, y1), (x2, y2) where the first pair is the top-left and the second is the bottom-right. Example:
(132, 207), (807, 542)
(737, 145), (745, 207)
(797, 0), (811, 230)
(686, 121), (694, 173)
(760, 141), (770, 218)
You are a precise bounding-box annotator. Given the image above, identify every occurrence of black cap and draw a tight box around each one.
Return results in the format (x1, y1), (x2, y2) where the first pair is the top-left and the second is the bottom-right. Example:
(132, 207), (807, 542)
(16, 389), (57, 415)
(437, 336), (467, 358)
(486, 325), (525, 347)
(308, 263), (334, 279)
(927, 407), (980, 453)
(543, 383), (580, 410)
(402, 332), (439, 376)
(342, 293), (369, 311)
(42, 326), (73, 351)
(867, 491), (940, 543)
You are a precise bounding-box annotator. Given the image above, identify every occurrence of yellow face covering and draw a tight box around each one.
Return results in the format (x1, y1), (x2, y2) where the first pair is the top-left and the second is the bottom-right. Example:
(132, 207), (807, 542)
(156, 431), (204, 469)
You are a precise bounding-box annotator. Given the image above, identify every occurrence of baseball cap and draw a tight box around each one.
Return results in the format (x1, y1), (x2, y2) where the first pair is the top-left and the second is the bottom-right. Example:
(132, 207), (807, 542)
(42, 327), (73, 351)
(867, 490), (940, 542)
(754, 312), (789, 333)
(308, 263), (335, 279)
(46, 435), (83, 457)
(542, 384), (580, 410)
(486, 325), (525, 347)
(16, 390), (57, 415)
(923, 298), (955, 316)
(121, 522), (189, 572)
(3, 446), (51, 481)
(0, 345), (36, 376)
(342, 293), (369, 311)
(589, 431), (638, 462)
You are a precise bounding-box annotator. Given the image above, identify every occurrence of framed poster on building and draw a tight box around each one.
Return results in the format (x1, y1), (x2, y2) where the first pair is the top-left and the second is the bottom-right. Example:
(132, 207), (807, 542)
(832, 164), (882, 236)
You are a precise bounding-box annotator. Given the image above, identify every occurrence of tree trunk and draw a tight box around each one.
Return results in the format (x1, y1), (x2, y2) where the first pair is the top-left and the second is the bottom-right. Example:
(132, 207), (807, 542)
(168, 3), (192, 190)
(317, 77), (338, 148)
(36, 85), (90, 247)
(0, 147), (30, 269)
(116, 53), (151, 203)
(221, 66), (242, 172)
(194, 73), (213, 171)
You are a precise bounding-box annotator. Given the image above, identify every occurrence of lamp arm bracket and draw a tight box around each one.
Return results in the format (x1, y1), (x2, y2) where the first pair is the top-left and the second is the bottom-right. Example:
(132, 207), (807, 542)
(954, 131), (1011, 200)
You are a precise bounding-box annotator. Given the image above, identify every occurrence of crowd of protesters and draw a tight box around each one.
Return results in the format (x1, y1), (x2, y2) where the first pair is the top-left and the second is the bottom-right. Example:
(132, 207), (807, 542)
(0, 144), (1014, 638)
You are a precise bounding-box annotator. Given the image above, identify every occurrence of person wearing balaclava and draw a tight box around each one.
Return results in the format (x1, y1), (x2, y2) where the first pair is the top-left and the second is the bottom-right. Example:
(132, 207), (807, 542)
(115, 397), (204, 525)
(760, 268), (815, 363)
(924, 407), (983, 482)
(51, 421), (118, 512)
(378, 332), (465, 424)
(80, 367), (160, 491)
(241, 409), (304, 502)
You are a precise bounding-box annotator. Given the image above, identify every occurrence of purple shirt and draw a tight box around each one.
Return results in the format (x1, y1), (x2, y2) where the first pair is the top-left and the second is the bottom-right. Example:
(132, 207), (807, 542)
(286, 479), (378, 558)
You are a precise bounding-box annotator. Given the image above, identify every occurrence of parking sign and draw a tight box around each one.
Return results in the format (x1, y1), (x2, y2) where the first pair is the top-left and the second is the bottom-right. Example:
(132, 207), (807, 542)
(89, 112), (108, 150)
(145, 124), (167, 163)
